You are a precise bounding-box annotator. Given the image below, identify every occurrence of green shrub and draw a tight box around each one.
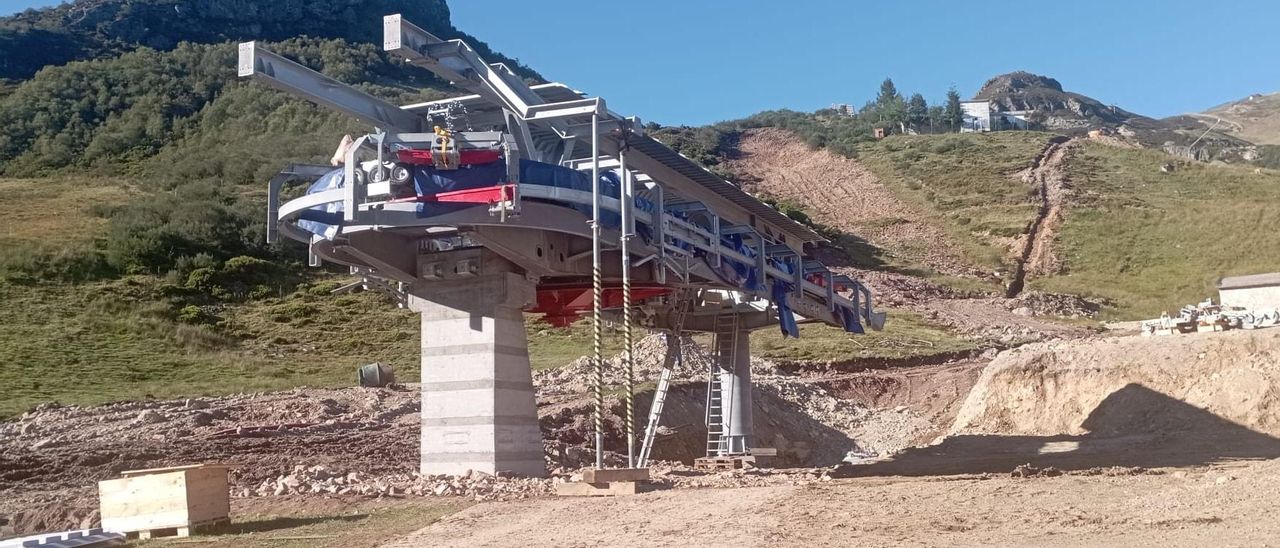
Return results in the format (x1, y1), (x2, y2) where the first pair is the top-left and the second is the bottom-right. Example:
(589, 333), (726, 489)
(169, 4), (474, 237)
(269, 301), (317, 323)
(176, 304), (219, 325)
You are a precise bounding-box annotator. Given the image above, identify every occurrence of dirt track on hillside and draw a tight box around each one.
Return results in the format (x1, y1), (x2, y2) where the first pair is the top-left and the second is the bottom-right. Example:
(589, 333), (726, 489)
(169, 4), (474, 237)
(724, 128), (977, 276)
(1007, 137), (1076, 296)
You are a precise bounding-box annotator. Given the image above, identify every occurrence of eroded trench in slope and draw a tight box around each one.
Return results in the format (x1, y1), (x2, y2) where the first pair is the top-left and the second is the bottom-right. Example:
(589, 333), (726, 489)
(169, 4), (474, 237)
(1006, 136), (1075, 297)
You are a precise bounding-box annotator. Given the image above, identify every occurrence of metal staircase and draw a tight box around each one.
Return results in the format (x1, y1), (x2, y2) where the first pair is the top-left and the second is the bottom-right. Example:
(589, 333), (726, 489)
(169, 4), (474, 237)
(706, 312), (740, 457)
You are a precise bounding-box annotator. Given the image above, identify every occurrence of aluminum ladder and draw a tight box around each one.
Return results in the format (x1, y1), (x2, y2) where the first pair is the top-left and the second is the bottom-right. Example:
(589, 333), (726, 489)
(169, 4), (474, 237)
(705, 311), (739, 457)
(637, 290), (694, 467)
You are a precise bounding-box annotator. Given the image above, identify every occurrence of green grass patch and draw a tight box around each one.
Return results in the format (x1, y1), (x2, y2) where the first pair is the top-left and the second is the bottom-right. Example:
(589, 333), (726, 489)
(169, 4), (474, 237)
(0, 278), (421, 418)
(749, 309), (978, 363)
(855, 132), (1053, 274)
(525, 315), (624, 371)
(139, 500), (468, 548)
(0, 273), (634, 417)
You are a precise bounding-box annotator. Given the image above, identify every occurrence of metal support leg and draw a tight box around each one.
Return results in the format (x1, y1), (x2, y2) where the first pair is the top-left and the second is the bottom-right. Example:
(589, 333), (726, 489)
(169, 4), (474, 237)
(620, 146), (635, 468)
(590, 113), (605, 470)
(720, 329), (754, 455)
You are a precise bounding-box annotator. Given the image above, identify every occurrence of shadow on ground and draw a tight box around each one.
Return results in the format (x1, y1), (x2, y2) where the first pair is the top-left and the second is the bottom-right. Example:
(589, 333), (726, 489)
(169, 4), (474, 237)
(835, 383), (1280, 477)
(207, 514), (366, 535)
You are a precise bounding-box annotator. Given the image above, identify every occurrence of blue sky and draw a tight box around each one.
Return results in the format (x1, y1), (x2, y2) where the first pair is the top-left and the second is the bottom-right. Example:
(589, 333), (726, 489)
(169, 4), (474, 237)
(6, 0), (1279, 126)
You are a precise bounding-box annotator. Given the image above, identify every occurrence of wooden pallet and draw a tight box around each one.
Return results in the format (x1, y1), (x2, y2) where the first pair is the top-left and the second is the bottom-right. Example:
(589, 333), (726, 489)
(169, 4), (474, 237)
(126, 517), (230, 540)
(694, 456), (745, 471)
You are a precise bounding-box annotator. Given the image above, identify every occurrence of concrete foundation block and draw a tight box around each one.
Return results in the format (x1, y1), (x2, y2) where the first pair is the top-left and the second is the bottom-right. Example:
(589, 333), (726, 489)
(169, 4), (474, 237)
(410, 273), (545, 477)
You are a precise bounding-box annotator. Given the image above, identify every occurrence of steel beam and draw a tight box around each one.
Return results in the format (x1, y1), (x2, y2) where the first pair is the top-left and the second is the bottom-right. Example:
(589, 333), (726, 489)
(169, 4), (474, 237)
(238, 42), (422, 133)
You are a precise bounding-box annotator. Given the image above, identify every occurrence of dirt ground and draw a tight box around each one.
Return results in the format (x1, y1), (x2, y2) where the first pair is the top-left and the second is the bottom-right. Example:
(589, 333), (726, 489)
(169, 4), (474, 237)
(383, 329), (1280, 548)
(0, 334), (962, 537)
(386, 459), (1280, 547)
(7, 329), (1280, 546)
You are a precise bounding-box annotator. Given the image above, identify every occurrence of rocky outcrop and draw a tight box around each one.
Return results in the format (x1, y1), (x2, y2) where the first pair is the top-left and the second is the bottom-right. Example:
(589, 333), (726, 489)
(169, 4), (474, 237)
(974, 71), (1150, 130)
(975, 71), (1259, 162)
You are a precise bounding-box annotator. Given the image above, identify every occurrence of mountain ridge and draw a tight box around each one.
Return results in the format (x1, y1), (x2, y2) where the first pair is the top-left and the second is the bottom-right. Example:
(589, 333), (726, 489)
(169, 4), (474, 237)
(0, 0), (539, 81)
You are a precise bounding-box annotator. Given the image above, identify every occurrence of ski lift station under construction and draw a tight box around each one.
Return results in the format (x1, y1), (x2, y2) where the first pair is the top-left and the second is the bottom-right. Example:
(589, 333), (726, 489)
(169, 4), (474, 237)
(240, 14), (885, 479)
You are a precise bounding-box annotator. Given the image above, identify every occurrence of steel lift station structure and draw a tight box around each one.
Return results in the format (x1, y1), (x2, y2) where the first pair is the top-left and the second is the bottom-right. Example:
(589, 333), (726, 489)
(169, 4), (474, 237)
(240, 14), (885, 477)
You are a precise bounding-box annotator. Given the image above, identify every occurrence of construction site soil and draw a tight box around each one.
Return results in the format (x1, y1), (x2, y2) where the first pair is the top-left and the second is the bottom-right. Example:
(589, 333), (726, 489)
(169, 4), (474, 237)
(5, 329), (1280, 546)
(0, 334), (974, 537)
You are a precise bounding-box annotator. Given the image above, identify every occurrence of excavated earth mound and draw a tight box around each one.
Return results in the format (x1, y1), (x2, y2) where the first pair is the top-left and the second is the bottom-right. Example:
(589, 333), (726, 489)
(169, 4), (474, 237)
(834, 330), (1280, 479)
(952, 330), (1280, 437)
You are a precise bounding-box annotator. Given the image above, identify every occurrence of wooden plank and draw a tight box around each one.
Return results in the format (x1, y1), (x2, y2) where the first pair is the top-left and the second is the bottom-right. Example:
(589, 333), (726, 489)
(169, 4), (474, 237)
(100, 472), (191, 533)
(183, 467), (231, 525)
(120, 463), (235, 477)
(748, 448), (779, 457)
(555, 481), (640, 497)
(581, 468), (650, 483)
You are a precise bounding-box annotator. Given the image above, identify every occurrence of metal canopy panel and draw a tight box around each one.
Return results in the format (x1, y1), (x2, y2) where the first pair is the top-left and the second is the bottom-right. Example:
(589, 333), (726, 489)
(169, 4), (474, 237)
(626, 135), (823, 244)
(407, 85), (821, 244)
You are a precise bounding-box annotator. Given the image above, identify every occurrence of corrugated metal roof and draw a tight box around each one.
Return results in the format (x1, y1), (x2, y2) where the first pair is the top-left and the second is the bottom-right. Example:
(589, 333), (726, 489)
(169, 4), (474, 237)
(1219, 272), (1280, 290)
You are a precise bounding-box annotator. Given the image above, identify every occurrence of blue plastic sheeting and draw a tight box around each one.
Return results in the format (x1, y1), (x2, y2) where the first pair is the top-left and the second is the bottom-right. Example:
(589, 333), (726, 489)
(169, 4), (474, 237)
(706, 233), (764, 293)
(838, 305), (865, 334)
(297, 168), (345, 239)
(771, 279), (800, 338)
(520, 159), (620, 228)
(414, 160), (509, 195)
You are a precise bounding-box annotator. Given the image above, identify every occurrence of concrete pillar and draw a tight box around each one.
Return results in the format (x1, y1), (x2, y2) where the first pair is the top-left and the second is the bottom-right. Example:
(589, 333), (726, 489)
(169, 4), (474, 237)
(718, 329), (754, 455)
(408, 272), (546, 477)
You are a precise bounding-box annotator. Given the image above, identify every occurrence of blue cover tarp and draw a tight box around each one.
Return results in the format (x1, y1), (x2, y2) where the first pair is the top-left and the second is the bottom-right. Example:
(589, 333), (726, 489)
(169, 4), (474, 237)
(771, 279), (800, 338)
(296, 168), (345, 239)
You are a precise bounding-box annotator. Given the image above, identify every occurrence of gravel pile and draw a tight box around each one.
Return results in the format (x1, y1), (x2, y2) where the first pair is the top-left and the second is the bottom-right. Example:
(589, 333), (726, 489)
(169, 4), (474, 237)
(242, 465), (553, 501)
(534, 333), (713, 396)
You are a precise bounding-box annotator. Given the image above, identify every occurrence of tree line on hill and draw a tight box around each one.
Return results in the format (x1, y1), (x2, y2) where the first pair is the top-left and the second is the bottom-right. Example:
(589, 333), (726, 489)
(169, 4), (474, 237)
(856, 78), (966, 136)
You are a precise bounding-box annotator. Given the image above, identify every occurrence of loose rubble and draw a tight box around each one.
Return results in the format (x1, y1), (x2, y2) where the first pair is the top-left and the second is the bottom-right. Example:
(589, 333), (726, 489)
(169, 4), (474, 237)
(244, 465), (553, 501)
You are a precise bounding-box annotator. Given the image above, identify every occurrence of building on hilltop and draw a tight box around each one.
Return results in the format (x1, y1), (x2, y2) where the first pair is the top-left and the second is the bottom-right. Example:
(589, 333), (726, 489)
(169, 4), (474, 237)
(961, 100), (1033, 133)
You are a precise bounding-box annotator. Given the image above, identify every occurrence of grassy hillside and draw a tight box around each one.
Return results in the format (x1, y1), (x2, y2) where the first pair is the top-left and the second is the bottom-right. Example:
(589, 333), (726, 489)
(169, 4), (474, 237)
(1200, 92), (1280, 146)
(854, 132), (1052, 273)
(850, 134), (1280, 318)
(1034, 143), (1280, 317)
(0, 0), (536, 82)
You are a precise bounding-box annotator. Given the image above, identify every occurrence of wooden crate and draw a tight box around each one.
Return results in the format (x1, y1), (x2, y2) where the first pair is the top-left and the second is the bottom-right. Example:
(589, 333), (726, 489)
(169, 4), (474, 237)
(99, 464), (233, 539)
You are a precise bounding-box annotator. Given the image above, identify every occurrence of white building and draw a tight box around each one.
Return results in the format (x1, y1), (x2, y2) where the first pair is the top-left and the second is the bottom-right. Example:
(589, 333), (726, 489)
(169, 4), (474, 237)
(1219, 273), (1280, 310)
(961, 100), (1033, 133)
(960, 101), (991, 132)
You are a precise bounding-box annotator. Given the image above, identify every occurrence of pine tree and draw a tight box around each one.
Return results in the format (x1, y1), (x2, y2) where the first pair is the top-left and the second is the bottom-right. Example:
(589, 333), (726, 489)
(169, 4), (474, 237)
(907, 93), (928, 130)
(876, 78), (901, 108)
(944, 86), (964, 132)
